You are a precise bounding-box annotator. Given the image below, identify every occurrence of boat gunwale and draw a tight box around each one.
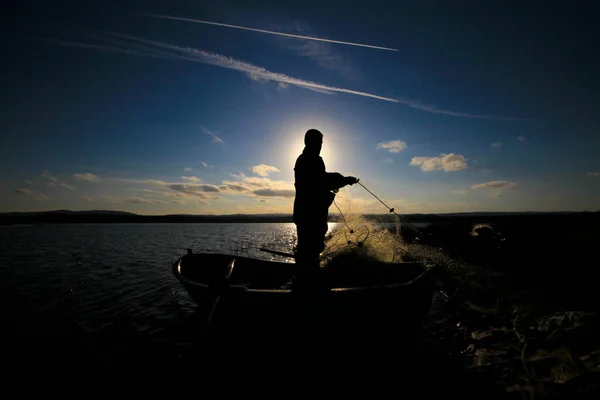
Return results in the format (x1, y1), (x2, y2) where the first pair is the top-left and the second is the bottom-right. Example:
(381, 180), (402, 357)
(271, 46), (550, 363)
(173, 255), (437, 294)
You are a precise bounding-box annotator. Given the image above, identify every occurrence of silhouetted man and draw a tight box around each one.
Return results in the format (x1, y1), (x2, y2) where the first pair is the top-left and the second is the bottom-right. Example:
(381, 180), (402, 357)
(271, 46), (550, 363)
(293, 129), (358, 286)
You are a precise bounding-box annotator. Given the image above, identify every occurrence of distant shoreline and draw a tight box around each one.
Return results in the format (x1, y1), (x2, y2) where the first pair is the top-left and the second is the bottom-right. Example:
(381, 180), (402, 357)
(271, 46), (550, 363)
(0, 210), (597, 225)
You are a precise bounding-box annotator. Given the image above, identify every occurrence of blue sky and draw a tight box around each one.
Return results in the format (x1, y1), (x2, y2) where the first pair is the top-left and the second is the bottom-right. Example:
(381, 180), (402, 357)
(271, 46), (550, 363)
(2, 0), (599, 214)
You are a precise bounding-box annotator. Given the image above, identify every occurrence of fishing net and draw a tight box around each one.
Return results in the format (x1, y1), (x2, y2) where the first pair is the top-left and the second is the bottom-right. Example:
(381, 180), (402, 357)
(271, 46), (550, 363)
(322, 191), (502, 306)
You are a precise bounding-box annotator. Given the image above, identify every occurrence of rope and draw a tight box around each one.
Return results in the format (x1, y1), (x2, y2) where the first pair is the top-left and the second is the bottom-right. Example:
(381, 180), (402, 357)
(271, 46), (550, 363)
(333, 197), (354, 234)
(356, 181), (425, 238)
(357, 181), (395, 213)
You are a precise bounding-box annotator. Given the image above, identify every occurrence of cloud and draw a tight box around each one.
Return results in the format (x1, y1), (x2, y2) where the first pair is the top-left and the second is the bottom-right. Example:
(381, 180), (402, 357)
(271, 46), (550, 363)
(453, 190), (468, 195)
(41, 170), (58, 182)
(184, 167), (193, 172)
(181, 176), (201, 182)
(260, 199), (267, 203)
(25, 180), (33, 185)
(252, 189), (295, 198)
(487, 191), (503, 198)
(14, 188), (32, 195)
(410, 153), (468, 172)
(79, 196), (93, 202)
(377, 140), (407, 153)
(517, 136), (527, 142)
(102, 195), (167, 204)
(278, 23), (357, 79)
(46, 34), (402, 103)
(471, 181), (516, 189)
(104, 195), (147, 204)
(166, 183), (221, 199)
(73, 173), (101, 183)
(201, 162), (208, 168)
(220, 176), (295, 198)
(142, 14), (398, 52)
(41, 169), (77, 189)
(588, 172), (600, 177)
(36, 38), (180, 61)
(491, 142), (502, 148)
(14, 188), (48, 201)
(43, 33), (523, 119)
(201, 126), (223, 143)
(115, 178), (222, 200)
(251, 164), (280, 177)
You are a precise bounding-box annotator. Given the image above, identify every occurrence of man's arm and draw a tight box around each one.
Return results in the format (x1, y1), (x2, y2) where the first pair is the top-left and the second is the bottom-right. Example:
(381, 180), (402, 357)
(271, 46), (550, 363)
(325, 173), (358, 190)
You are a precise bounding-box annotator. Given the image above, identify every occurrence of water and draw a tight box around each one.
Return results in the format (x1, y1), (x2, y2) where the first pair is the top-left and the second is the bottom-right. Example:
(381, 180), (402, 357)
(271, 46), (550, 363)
(0, 223), (299, 329)
(0, 222), (448, 362)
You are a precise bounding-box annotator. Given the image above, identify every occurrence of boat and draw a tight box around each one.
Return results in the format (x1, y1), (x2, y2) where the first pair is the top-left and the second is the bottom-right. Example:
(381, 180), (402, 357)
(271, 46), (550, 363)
(172, 250), (439, 357)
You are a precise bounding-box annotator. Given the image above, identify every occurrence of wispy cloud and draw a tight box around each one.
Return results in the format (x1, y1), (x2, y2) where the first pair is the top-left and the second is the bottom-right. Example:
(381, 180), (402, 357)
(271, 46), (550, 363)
(118, 178), (221, 200)
(292, 40), (355, 79)
(487, 191), (503, 198)
(201, 125), (223, 143)
(40, 169), (75, 189)
(166, 184), (221, 199)
(142, 14), (398, 52)
(184, 167), (193, 172)
(36, 37), (183, 62)
(491, 142), (502, 148)
(79, 196), (93, 202)
(41, 32), (522, 119)
(471, 181), (516, 189)
(41, 170), (58, 182)
(271, 20), (357, 79)
(588, 172), (600, 177)
(40, 34), (403, 103)
(517, 136), (527, 142)
(201, 162), (208, 168)
(453, 190), (468, 195)
(377, 140), (407, 153)
(25, 180), (33, 185)
(14, 188), (48, 201)
(251, 164), (280, 177)
(103, 195), (166, 204)
(73, 172), (102, 183)
(410, 154), (468, 172)
(14, 188), (33, 195)
(220, 176), (295, 198)
(181, 176), (201, 182)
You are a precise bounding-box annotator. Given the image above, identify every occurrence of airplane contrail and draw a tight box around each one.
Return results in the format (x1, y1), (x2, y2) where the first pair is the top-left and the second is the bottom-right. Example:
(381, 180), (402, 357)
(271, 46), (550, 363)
(41, 33), (526, 119)
(142, 13), (398, 52)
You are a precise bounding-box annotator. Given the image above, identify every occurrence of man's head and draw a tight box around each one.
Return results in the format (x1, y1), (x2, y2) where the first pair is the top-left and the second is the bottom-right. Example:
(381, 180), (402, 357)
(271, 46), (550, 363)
(304, 129), (323, 153)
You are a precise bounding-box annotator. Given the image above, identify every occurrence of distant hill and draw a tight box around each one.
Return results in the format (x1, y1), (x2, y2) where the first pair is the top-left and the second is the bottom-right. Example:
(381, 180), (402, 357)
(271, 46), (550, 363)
(0, 209), (597, 225)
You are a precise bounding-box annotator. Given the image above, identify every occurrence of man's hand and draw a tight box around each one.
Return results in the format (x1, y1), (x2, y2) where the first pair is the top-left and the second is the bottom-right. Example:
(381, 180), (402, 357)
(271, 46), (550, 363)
(344, 176), (359, 186)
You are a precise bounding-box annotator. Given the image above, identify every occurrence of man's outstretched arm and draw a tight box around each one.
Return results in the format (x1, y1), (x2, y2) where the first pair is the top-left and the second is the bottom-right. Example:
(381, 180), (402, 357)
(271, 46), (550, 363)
(325, 172), (358, 190)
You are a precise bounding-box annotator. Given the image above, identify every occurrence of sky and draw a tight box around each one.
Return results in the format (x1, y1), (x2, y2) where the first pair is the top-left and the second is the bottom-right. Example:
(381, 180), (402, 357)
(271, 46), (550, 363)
(2, 0), (600, 215)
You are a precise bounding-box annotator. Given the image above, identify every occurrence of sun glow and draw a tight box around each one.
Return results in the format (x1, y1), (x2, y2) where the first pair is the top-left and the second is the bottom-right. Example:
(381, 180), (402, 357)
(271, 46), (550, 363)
(270, 115), (351, 181)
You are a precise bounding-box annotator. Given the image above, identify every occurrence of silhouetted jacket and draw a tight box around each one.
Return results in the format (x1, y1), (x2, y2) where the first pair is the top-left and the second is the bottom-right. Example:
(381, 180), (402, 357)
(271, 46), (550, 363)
(293, 147), (347, 226)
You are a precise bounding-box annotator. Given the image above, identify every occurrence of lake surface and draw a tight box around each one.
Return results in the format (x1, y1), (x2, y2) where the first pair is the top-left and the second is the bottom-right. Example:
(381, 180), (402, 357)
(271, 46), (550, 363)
(0, 222), (445, 368)
(0, 223), (299, 333)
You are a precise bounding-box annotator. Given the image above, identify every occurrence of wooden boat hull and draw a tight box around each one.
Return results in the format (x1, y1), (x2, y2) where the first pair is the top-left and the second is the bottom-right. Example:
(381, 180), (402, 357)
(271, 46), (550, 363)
(172, 252), (438, 352)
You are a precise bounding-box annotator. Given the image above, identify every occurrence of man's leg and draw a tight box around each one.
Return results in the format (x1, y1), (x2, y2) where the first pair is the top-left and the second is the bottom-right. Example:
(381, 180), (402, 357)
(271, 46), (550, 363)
(294, 223), (325, 289)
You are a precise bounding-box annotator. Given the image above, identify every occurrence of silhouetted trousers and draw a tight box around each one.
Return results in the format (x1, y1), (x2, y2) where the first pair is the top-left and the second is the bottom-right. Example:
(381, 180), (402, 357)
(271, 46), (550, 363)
(294, 221), (328, 281)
